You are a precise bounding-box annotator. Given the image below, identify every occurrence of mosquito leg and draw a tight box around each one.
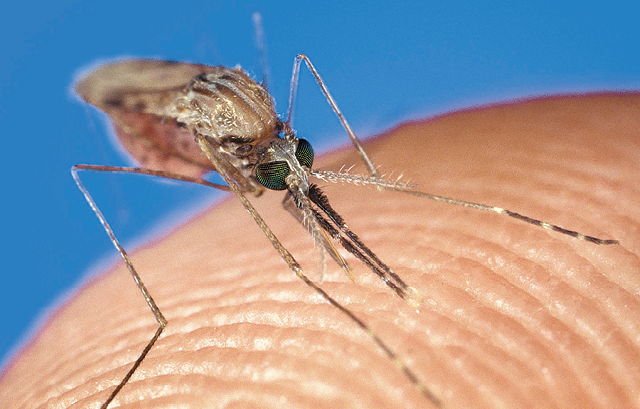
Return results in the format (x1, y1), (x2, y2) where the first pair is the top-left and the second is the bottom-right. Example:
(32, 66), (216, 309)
(313, 168), (619, 245)
(252, 12), (270, 92)
(286, 53), (302, 127)
(288, 54), (379, 177)
(73, 164), (231, 191)
(400, 188), (620, 245)
(71, 166), (170, 409)
(71, 164), (241, 408)
(195, 134), (441, 407)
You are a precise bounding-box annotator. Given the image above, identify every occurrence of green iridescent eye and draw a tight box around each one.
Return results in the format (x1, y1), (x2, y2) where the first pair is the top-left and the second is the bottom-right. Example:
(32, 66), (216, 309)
(255, 161), (290, 190)
(295, 138), (314, 169)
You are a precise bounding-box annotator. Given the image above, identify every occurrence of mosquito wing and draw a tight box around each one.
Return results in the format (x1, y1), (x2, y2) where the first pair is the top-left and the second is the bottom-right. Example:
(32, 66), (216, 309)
(75, 59), (224, 178)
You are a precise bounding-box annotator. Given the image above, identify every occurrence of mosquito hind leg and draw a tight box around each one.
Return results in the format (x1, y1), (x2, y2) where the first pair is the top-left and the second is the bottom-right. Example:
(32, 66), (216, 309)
(71, 165), (172, 408)
(70, 164), (238, 408)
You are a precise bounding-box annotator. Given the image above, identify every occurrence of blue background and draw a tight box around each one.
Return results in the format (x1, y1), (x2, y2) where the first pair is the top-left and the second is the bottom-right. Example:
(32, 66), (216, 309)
(1, 0), (638, 368)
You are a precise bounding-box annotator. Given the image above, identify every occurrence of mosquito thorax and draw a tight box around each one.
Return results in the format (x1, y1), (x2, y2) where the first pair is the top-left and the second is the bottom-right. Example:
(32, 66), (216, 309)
(176, 67), (278, 157)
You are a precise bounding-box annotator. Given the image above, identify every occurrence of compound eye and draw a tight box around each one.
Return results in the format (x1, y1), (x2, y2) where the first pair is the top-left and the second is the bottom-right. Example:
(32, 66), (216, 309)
(295, 138), (314, 169)
(255, 161), (290, 190)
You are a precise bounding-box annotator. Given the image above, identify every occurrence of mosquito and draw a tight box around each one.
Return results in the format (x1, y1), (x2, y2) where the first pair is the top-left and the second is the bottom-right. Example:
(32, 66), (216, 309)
(71, 24), (618, 409)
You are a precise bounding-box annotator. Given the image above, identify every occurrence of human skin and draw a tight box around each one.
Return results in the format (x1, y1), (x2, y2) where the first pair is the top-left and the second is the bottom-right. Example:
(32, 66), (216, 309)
(1, 92), (638, 408)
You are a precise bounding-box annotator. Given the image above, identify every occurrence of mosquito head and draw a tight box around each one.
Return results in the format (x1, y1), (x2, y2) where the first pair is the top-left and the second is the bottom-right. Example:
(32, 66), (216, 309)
(254, 134), (314, 193)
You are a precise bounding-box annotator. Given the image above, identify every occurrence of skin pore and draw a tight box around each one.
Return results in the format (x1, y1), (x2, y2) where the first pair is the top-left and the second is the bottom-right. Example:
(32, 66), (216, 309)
(1, 92), (638, 408)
